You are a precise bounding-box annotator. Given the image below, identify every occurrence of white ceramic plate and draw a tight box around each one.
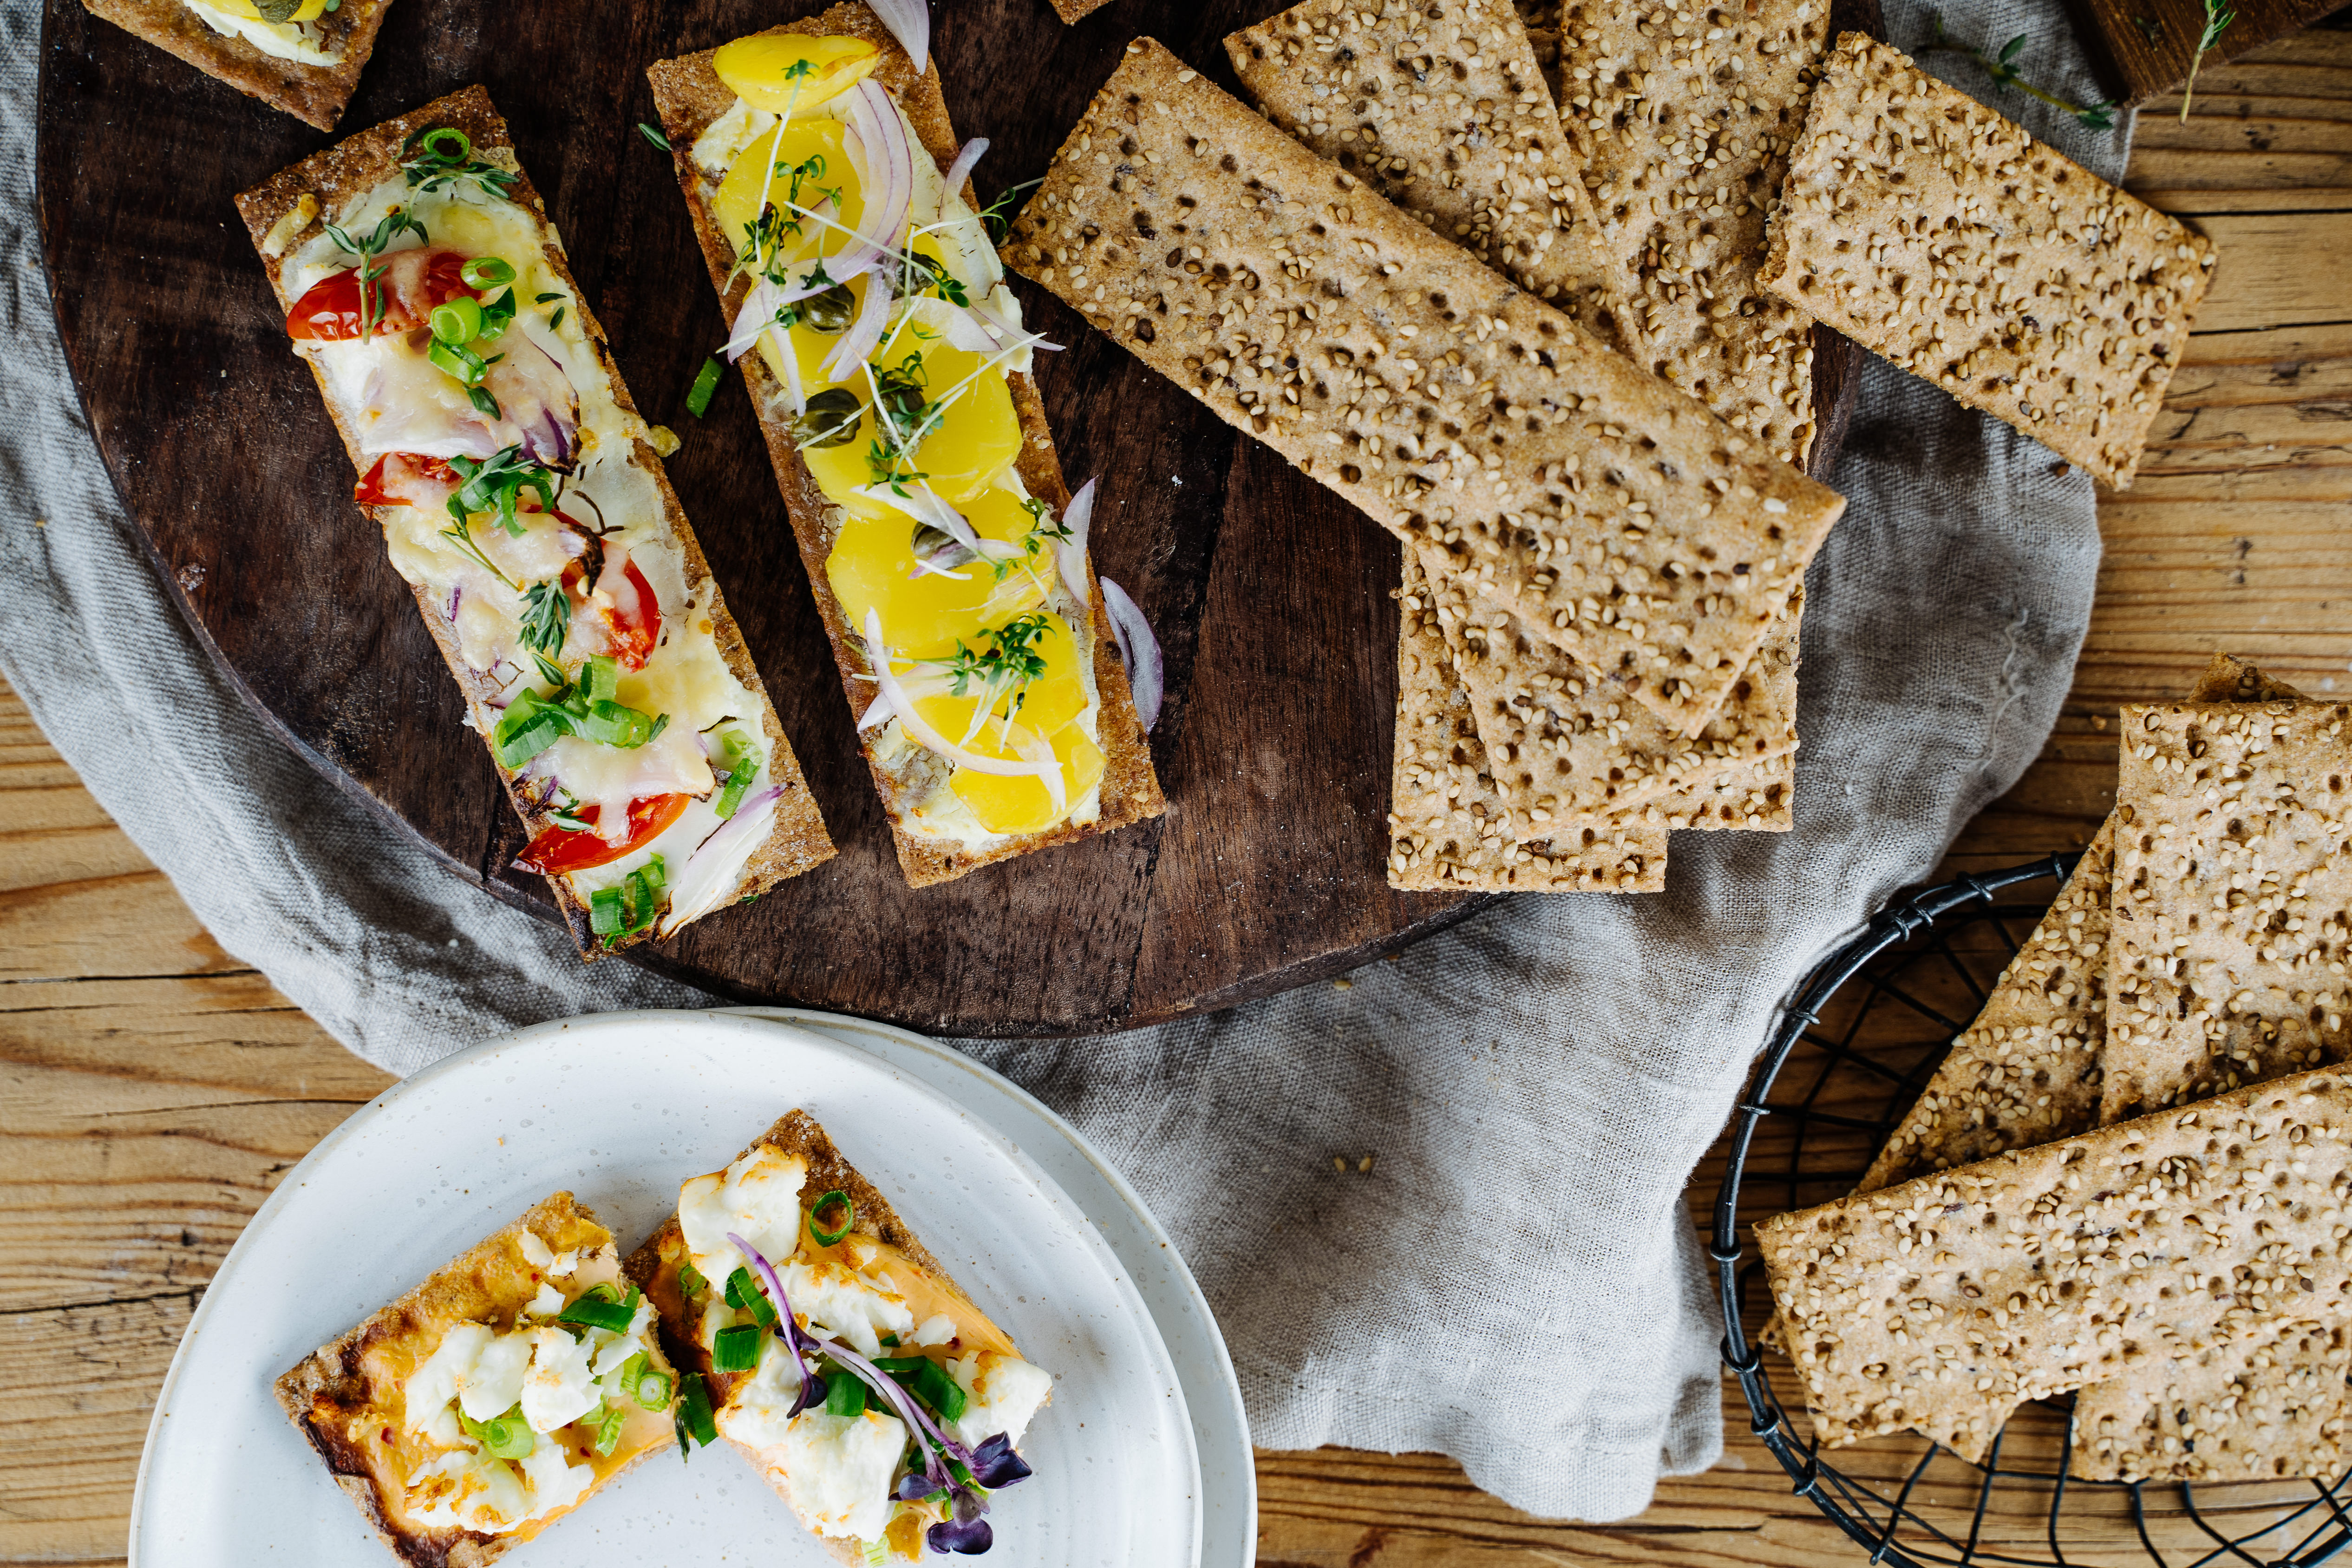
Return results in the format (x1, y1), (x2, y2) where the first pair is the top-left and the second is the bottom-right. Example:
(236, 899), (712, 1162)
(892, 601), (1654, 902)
(130, 1010), (1248, 1568)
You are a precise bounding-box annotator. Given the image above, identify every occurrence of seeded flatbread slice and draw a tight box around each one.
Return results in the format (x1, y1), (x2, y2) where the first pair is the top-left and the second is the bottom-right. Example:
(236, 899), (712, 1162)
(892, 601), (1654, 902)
(1224, 0), (1619, 332)
(1418, 550), (1796, 823)
(82, 0), (393, 130)
(1760, 33), (2215, 490)
(1760, 1065), (2352, 1463)
(2073, 1317), (2352, 1483)
(2102, 700), (2352, 1121)
(1550, 0), (1827, 468)
(1392, 554), (1667, 891)
(1005, 38), (1847, 737)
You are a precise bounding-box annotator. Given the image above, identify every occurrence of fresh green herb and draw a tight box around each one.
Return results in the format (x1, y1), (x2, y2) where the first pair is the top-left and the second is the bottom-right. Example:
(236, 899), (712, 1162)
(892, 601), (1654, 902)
(1917, 15), (2117, 129)
(2180, 0), (2235, 121)
(824, 1368), (868, 1418)
(807, 1189), (855, 1247)
(438, 513), (520, 592)
(888, 248), (968, 307)
(536, 291), (563, 304)
(592, 1404), (628, 1456)
(976, 177), (1043, 247)
(724, 1265), (779, 1328)
(492, 657), (666, 769)
(558, 1282), (640, 1333)
(793, 387), (863, 449)
(685, 354), (725, 420)
(927, 613), (1052, 709)
(468, 385), (504, 419)
(401, 127), (521, 198)
(638, 121), (673, 153)
(460, 255), (516, 289)
(711, 1322), (764, 1372)
(865, 438), (930, 492)
(677, 1260), (708, 1300)
(676, 1371), (718, 1455)
(519, 579), (569, 662)
(321, 206), (428, 338)
(447, 445), (559, 538)
(460, 1403), (536, 1459)
(430, 294), (485, 346)
(709, 728), (758, 819)
(879, 1333), (900, 1347)
(549, 305), (566, 332)
(587, 854), (668, 947)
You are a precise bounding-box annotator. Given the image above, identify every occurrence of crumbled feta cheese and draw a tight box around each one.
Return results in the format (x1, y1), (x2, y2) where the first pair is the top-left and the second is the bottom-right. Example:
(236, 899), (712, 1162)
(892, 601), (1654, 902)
(908, 1313), (957, 1348)
(456, 1328), (534, 1421)
(517, 1438), (594, 1518)
(782, 1257), (915, 1358)
(519, 1326), (600, 1433)
(774, 1410), (908, 1541)
(678, 1145), (808, 1288)
(405, 1322), (490, 1438)
(947, 1352), (1053, 1448)
(715, 1335), (805, 1450)
(516, 1231), (556, 1270)
(404, 1450), (529, 1534)
(524, 1281), (566, 1318)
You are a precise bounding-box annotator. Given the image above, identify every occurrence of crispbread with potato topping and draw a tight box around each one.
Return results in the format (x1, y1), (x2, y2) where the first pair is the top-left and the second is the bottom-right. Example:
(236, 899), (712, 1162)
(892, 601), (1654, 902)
(1760, 1065), (2352, 1462)
(1549, 0), (1827, 468)
(1392, 553), (1667, 890)
(1760, 32), (2216, 489)
(1224, 0), (1619, 331)
(1005, 38), (1846, 737)
(82, 0), (393, 130)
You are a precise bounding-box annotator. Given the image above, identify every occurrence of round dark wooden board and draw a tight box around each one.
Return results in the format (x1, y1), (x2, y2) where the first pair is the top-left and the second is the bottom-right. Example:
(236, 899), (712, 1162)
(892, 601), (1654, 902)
(35, 0), (1868, 1038)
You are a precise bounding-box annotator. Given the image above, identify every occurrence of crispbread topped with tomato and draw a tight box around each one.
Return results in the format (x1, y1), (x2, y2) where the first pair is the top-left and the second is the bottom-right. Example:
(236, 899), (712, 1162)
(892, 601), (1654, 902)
(236, 86), (833, 956)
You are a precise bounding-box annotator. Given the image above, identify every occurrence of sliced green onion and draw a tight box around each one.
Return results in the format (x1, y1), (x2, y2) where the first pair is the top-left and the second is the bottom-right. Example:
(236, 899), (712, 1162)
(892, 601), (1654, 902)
(461, 1404), (536, 1459)
(420, 127), (471, 162)
(575, 698), (656, 749)
(676, 1371), (718, 1454)
(711, 1323), (764, 1372)
(824, 1368), (868, 1418)
(461, 255), (516, 289)
(589, 886), (626, 936)
(493, 690), (572, 769)
(638, 121), (673, 152)
(879, 1332), (900, 1347)
(862, 1539), (889, 1568)
(724, 1266), (777, 1328)
(875, 1357), (967, 1424)
(677, 1260), (707, 1300)
(581, 654), (620, 704)
(558, 1282), (639, 1333)
(711, 728), (756, 819)
(685, 354), (724, 419)
(430, 295), (483, 345)
(592, 1403), (627, 1455)
(621, 1353), (675, 1411)
(808, 1189), (855, 1247)
(428, 338), (489, 386)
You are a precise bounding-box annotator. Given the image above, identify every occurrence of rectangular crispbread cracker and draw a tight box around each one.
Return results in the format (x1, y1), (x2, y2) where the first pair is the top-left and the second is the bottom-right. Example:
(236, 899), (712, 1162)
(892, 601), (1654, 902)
(2073, 1318), (2352, 1482)
(1005, 37), (1847, 737)
(2102, 700), (2352, 1121)
(1392, 554), (1667, 891)
(1760, 33), (2217, 489)
(234, 87), (836, 956)
(1759, 1065), (2352, 1463)
(1550, 0), (1827, 468)
(1419, 549), (1797, 823)
(82, 0), (393, 130)
(648, 8), (1165, 887)
(1224, 0), (1619, 331)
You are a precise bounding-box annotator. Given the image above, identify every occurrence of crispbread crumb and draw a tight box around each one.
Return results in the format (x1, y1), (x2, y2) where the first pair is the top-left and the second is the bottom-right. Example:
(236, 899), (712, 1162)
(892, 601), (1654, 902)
(1760, 33), (2215, 489)
(1391, 554), (1667, 891)
(1007, 39), (1847, 736)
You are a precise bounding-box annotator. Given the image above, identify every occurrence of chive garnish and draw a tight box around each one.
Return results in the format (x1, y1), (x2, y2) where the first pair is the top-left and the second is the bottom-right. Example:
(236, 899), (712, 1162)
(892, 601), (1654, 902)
(711, 1323), (763, 1372)
(460, 1403), (536, 1459)
(724, 1265), (778, 1328)
(592, 1404), (627, 1456)
(808, 1189), (855, 1248)
(824, 1367), (868, 1418)
(675, 1372), (718, 1455)
(685, 354), (724, 419)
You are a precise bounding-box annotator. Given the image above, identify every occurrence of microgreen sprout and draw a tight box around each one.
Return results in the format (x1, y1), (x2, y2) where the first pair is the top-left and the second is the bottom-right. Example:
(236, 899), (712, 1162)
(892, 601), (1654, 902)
(321, 206), (427, 338)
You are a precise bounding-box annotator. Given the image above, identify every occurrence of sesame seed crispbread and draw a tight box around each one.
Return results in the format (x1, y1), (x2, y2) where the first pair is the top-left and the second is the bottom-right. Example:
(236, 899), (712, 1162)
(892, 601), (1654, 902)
(1005, 38), (1848, 737)
(1758, 1066), (2352, 1463)
(81, 0), (392, 130)
(1550, 0), (1828, 467)
(235, 88), (836, 957)
(2102, 700), (2352, 1123)
(648, 7), (1165, 887)
(1760, 33), (2216, 490)
(1224, 0), (1620, 332)
(1419, 551), (1797, 823)
(2077, 1320), (2352, 1482)
(1392, 554), (1667, 891)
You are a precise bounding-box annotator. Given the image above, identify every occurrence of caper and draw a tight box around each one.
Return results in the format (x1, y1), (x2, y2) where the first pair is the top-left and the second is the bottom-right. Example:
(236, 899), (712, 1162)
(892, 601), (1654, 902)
(873, 368), (927, 428)
(792, 387), (862, 449)
(887, 249), (949, 300)
(801, 283), (858, 334)
(255, 0), (303, 19)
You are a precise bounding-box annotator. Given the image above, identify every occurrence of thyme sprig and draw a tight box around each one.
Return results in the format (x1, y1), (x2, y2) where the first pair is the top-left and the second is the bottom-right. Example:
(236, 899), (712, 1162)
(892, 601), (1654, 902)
(520, 579), (570, 662)
(2181, 0), (2236, 122)
(1918, 14), (2117, 130)
(401, 127), (520, 198)
(448, 445), (561, 539)
(321, 206), (427, 338)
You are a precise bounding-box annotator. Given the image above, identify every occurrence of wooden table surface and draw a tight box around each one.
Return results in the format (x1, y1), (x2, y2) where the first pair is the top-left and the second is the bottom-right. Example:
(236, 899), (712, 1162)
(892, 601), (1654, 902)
(7, 25), (2352, 1568)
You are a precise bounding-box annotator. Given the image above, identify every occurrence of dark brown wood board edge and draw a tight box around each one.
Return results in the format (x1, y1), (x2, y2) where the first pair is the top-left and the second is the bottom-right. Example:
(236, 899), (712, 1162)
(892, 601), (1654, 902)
(2060, 0), (2349, 104)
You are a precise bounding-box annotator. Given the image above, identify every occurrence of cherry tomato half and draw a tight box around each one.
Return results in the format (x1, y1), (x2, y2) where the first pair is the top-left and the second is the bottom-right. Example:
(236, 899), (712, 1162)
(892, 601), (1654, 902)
(516, 791), (691, 876)
(354, 452), (461, 508)
(287, 249), (478, 342)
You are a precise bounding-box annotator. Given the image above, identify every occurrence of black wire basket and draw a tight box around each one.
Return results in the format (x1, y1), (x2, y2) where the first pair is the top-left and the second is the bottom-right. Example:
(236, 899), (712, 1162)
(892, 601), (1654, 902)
(1711, 856), (2352, 1568)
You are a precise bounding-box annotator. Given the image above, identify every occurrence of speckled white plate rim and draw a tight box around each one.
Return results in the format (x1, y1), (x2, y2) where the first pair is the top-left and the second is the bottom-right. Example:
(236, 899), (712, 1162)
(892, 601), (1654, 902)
(127, 1008), (1237, 1567)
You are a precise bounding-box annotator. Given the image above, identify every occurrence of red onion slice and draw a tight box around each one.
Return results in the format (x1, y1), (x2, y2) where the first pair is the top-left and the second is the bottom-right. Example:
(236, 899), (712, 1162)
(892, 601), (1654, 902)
(1053, 478), (1096, 600)
(865, 0), (930, 77)
(861, 610), (1065, 811)
(659, 788), (780, 934)
(942, 137), (987, 196)
(1098, 578), (1164, 732)
(724, 264), (871, 365)
(839, 81), (915, 277)
(820, 268), (894, 382)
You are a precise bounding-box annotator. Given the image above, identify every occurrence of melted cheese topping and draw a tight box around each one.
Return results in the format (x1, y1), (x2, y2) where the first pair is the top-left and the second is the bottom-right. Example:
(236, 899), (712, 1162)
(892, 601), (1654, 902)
(289, 170), (779, 913)
(181, 0), (344, 63)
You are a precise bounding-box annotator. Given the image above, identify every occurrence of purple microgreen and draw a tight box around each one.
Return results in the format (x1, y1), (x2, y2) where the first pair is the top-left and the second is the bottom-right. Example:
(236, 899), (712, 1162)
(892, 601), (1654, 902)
(727, 1232), (823, 1415)
(928, 1516), (994, 1555)
(964, 1433), (1032, 1489)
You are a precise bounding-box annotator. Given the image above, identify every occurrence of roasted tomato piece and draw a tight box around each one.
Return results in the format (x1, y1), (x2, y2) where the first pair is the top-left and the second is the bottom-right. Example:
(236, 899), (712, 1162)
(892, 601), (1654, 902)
(516, 792), (692, 875)
(287, 249), (477, 341)
(353, 452), (462, 508)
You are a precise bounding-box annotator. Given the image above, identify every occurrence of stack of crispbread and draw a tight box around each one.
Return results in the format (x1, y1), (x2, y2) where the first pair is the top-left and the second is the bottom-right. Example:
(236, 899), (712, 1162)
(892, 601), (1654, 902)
(1757, 654), (2352, 1482)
